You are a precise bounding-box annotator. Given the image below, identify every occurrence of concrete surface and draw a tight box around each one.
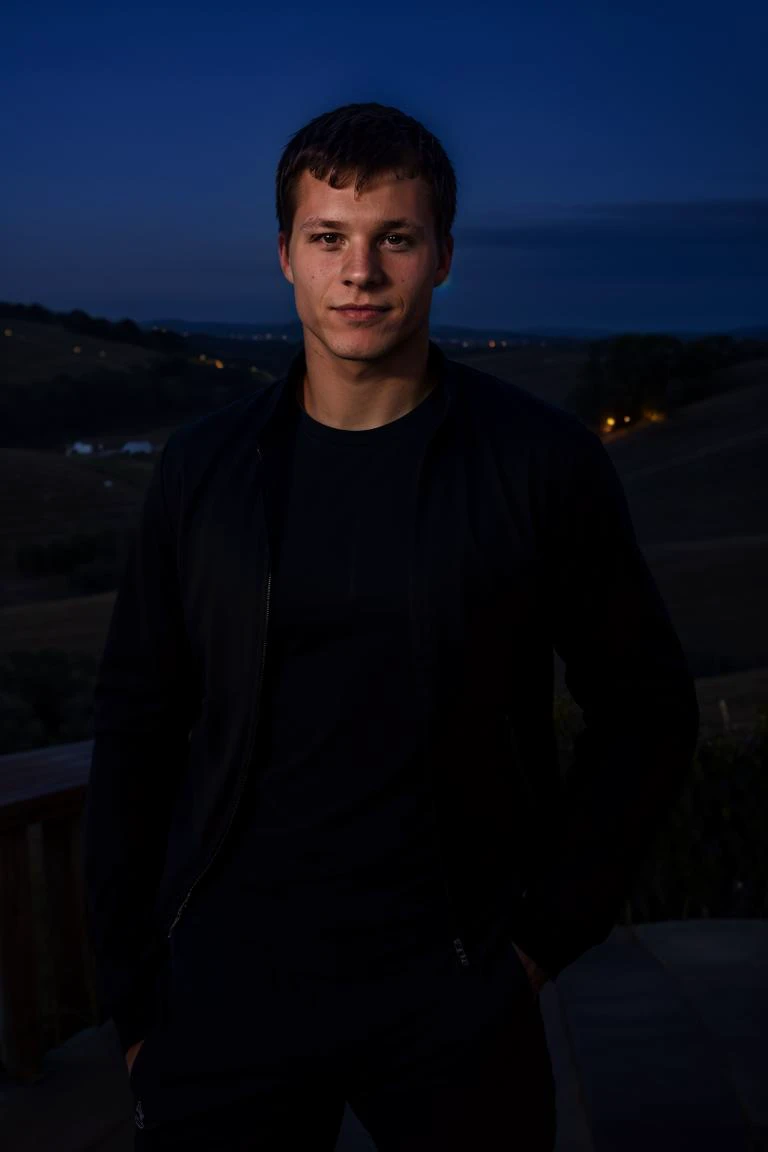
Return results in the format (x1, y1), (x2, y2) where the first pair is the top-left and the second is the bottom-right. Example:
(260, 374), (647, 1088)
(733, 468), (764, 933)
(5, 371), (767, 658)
(1, 921), (765, 1150)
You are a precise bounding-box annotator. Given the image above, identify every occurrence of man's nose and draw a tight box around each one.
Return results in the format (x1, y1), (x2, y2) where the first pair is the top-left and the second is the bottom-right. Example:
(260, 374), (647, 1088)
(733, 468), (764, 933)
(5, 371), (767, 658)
(342, 246), (385, 283)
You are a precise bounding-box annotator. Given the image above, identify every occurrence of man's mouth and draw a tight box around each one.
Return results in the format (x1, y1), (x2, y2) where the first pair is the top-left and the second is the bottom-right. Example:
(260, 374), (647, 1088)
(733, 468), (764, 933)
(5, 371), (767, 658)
(336, 306), (391, 317)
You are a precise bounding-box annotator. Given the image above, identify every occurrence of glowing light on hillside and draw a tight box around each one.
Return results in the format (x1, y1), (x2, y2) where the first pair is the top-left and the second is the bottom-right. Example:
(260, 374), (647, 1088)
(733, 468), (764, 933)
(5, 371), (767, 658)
(214, 359), (224, 369)
(3, 328), (12, 337)
(624, 415), (630, 423)
(488, 340), (496, 348)
(73, 345), (81, 354)
(199, 354), (206, 362)
(605, 417), (616, 427)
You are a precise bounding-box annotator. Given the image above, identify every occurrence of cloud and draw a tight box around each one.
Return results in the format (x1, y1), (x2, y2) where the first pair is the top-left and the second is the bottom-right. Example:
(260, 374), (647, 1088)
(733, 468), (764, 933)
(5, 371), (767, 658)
(454, 199), (768, 280)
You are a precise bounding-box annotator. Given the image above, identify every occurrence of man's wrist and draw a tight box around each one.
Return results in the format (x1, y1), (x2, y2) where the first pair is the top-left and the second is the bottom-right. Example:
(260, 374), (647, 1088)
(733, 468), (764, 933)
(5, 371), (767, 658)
(513, 941), (550, 990)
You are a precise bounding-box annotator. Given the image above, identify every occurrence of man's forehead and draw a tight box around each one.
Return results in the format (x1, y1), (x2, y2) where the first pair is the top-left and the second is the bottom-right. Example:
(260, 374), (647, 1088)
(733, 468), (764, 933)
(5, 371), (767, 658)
(294, 168), (430, 220)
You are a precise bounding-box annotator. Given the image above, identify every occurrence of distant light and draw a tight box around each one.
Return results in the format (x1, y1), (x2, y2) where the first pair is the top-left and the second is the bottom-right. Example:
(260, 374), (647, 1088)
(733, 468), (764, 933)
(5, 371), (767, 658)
(624, 415), (630, 423)
(488, 340), (496, 348)
(199, 354), (206, 362)
(605, 417), (615, 427)
(3, 328), (12, 337)
(214, 359), (224, 369)
(73, 345), (82, 354)
(501, 340), (507, 348)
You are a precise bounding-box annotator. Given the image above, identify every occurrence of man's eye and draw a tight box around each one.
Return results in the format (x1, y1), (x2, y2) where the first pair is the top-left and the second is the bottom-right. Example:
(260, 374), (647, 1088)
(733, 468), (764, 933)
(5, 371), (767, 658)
(311, 233), (412, 248)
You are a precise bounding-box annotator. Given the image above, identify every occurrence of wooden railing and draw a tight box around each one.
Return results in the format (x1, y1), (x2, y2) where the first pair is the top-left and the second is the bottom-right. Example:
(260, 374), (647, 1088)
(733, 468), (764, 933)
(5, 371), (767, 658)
(0, 740), (98, 1082)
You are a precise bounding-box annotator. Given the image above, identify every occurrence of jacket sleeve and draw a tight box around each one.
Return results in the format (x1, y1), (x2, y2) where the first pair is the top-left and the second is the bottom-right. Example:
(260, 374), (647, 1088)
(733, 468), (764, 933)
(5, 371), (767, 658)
(81, 433), (198, 1056)
(512, 422), (700, 980)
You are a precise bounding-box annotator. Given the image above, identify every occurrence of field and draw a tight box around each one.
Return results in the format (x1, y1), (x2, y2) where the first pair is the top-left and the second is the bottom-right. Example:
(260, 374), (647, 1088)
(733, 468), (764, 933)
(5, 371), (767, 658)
(0, 446), (153, 588)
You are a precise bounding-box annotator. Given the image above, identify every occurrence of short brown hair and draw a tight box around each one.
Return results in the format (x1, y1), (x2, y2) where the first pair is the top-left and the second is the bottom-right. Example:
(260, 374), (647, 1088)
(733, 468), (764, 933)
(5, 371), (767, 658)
(275, 102), (457, 261)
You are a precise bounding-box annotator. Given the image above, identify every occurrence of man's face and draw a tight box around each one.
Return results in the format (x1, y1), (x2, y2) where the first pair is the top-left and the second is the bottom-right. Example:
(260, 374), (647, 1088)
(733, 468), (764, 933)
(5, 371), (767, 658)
(278, 167), (453, 364)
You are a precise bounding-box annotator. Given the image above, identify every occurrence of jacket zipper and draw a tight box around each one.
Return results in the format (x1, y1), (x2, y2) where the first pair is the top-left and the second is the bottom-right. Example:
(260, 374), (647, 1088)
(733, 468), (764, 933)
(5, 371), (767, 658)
(167, 446), (272, 939)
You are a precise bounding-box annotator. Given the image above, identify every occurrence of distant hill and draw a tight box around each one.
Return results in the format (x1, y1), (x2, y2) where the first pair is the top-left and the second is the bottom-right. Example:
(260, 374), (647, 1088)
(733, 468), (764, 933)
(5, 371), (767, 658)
(0, 301), (184, 354)
(143, 316), (768, 345)
(725, 325), (768, 338)
(143, 317), (612, 345)
(140, 316), (623, 344)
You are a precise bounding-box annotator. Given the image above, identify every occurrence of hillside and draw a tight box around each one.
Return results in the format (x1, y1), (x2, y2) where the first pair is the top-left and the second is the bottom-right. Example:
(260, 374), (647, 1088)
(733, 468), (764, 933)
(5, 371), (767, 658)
(0, 446), (153, 592)
(549, 363), (768, 708)
(449, 343), (589, 409)
(0, 316), (165, 386)
(451, 345), (768, 414)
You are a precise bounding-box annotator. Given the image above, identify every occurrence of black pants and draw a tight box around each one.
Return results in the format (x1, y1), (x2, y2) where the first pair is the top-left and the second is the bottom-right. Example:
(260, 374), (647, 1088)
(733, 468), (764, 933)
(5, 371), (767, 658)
(128, 901), (556, 1150)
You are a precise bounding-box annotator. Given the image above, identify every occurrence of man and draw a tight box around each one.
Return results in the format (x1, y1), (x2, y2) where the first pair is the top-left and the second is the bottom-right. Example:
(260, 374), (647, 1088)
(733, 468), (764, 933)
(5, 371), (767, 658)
(82, 101), (699, 1150)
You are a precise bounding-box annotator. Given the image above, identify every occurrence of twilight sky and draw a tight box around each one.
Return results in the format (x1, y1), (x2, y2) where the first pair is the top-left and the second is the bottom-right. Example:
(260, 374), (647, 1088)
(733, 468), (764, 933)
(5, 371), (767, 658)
(2, 0), (767, 333)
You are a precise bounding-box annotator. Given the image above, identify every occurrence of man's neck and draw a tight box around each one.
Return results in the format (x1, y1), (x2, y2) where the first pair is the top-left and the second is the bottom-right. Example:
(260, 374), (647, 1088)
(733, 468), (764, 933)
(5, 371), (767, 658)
(296, 337), (436, 431)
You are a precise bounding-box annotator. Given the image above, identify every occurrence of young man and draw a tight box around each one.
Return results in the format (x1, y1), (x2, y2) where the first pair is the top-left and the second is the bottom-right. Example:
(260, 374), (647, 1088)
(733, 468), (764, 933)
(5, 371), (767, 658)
(83, 102), (699, 1150)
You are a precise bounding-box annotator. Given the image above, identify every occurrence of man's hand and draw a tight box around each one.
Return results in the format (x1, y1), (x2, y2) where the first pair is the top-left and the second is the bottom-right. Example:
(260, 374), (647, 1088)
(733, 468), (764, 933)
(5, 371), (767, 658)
(512, 941), (550, 995)
(125, 1038), (145, 1076)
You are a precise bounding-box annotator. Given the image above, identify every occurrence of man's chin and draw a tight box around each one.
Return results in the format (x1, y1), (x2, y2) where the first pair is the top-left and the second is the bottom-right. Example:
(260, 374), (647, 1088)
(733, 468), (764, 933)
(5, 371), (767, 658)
(317, 332), (399, 363)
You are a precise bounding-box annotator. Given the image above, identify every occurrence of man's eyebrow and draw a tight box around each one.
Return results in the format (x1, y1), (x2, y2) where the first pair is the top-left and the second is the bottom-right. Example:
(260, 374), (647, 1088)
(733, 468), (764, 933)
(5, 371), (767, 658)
(299, 216), (425, 233)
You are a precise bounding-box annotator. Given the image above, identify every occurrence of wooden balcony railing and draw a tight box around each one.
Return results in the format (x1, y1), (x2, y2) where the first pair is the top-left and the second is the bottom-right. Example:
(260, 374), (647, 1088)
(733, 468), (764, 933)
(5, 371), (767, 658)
(0, 740), (98, 1082)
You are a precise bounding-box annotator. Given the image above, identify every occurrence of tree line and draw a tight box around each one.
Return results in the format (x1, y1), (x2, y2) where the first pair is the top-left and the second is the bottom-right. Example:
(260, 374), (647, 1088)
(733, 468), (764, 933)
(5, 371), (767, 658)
(565, 332), (768, 427)
(1, 301), (186, 354)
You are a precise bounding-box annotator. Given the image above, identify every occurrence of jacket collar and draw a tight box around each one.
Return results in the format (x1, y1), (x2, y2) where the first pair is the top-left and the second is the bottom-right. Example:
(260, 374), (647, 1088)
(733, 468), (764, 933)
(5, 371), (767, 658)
(251, 337), (459, 453)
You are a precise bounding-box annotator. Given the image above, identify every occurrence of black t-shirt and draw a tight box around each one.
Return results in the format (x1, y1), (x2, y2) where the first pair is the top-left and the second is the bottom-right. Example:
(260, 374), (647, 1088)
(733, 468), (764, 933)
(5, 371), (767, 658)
(183, 376), (456, 978)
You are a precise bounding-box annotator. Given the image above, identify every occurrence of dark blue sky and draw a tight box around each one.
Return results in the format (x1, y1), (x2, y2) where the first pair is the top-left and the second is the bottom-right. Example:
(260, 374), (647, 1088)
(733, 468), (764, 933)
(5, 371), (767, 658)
(3, 0), (767, 333)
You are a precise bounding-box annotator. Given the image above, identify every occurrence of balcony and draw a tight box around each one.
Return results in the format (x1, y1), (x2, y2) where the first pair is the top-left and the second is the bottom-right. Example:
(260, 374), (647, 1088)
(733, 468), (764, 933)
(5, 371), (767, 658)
(0, 740), (766, 1149)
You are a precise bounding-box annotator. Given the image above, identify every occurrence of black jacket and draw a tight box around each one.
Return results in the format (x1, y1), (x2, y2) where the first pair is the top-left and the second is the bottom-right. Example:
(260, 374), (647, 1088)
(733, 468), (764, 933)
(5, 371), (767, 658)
(82, 339), (699, 1055)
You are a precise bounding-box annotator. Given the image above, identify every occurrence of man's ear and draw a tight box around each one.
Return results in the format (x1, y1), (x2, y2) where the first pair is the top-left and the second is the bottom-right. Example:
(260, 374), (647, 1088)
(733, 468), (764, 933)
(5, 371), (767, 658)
(435, 233), (454, 287)
(278, 232), (294, 285)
